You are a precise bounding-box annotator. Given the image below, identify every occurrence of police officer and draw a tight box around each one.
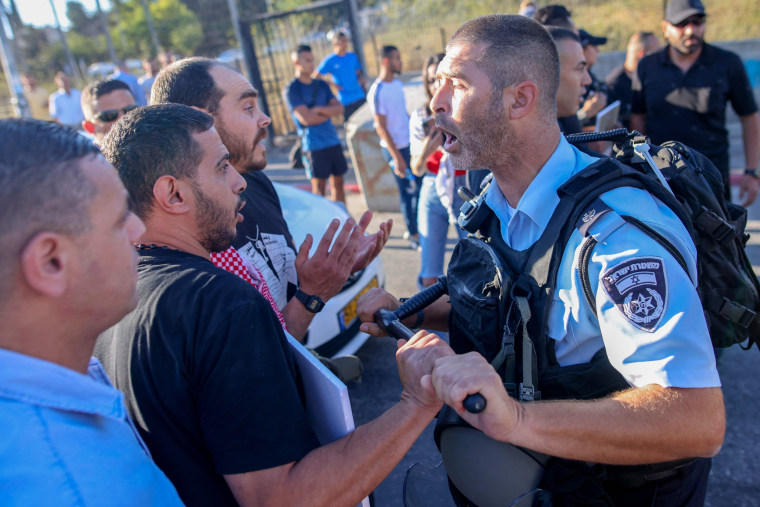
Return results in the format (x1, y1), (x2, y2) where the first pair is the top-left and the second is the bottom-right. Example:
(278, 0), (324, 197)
(358, 14), (724, 506)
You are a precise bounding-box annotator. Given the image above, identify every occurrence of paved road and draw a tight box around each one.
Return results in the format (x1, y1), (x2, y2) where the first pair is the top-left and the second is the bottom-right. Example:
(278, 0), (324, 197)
(265, 133), (760, 506)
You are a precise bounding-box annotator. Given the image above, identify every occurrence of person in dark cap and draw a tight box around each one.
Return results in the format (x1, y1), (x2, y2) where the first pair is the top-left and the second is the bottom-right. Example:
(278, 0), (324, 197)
(631, 0), (760, 206)
(577, 28), (609, 127)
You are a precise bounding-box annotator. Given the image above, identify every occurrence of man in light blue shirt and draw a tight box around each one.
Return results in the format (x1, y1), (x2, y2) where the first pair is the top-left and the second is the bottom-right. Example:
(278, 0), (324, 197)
(0, 119), (181, 505)
(358, 14), (724, 506)
(49, 71), (84, 128)
(110, 61), (148, 106)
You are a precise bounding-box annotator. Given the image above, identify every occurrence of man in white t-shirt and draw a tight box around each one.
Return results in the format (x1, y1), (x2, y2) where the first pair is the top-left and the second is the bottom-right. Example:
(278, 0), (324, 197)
(367, 45), (422, 248)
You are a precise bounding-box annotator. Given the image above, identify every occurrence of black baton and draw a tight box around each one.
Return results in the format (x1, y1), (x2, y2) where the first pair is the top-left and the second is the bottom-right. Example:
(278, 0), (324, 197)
(374, 308), (487, 414)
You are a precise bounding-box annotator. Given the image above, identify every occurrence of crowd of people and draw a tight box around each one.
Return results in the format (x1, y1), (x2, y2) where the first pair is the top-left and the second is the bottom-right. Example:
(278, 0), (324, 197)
(20, 50), (176, 128)
(2, 0), (759, 505)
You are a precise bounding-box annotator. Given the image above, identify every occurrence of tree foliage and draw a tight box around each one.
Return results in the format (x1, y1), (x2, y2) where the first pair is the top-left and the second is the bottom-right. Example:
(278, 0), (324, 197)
(113, 0), (203, 57)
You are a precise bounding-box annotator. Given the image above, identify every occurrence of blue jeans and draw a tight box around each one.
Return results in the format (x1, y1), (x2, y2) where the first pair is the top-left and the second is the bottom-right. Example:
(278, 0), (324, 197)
(418, 173), (468, 279)
(382, 146), (422, 237)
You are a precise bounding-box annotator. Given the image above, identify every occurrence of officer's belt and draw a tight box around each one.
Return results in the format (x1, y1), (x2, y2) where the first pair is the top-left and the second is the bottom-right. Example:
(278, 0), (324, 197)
(603, 458), (698, 488)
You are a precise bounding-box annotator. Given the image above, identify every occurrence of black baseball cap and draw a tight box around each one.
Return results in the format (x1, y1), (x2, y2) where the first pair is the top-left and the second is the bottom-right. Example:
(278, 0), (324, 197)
(665, 0), (706, 25)
(578, 29), (607, 47)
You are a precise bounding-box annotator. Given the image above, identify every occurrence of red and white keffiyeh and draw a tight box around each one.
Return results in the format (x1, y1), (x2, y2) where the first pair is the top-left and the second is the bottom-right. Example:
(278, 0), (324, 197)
(210, 247), (288, 331)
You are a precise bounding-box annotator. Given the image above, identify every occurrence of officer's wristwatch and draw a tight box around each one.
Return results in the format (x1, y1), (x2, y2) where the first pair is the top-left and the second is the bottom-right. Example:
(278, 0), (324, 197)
(744, 169), (758, 179)
(295, 289), (325, 313)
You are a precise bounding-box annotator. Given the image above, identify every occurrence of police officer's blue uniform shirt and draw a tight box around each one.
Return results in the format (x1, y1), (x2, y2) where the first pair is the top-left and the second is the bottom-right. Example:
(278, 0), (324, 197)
(484, 136), (720, 389)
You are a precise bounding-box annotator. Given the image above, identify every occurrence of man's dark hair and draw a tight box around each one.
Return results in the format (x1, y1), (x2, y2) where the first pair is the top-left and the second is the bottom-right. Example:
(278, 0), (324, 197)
(150, 57), (229, 114)
(0, 119), (99, 297)
(380, 45), (398, 60)
(291, 44), (313, 62)
(81, 79), (134, 118)
(448, 14), (559, 119)
(533, 4), (574, 29)
(547, 26), (582, 45)
(101, 104), (214, 221)
(422, 53), (445, 103)
(295, 44), (312, 55)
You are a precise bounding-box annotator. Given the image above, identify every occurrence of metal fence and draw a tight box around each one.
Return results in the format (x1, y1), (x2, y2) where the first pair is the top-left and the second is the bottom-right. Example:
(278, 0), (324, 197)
(238, 6), (466, 137)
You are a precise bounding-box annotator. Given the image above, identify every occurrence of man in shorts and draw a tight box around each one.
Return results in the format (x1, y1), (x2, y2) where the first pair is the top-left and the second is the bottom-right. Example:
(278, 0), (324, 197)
(285, 44), (349, 204)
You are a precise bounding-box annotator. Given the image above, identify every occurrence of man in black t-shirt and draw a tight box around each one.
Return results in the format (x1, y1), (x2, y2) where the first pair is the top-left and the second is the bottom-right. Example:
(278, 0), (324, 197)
(96, 104), (453, 506)
(631, 0), (760, 205)
(151, 57), (392, 340)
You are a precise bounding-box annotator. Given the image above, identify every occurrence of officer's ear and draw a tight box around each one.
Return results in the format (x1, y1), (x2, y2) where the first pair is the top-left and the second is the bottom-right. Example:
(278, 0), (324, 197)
(505, 80), (538, 121)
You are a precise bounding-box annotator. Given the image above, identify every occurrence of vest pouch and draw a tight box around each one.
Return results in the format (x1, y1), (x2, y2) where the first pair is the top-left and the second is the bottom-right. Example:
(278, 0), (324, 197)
(434, 405), (611, 507)
(447, 237), (513, 361)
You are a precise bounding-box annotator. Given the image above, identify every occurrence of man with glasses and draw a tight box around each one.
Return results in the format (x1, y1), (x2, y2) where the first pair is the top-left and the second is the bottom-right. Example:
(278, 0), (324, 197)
(81, 79), (138, 144)
(631, 0), (760, 206)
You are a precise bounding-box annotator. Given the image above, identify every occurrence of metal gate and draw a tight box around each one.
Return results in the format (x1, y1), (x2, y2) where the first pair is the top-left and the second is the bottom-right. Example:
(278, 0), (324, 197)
(237, 0), (365, 138)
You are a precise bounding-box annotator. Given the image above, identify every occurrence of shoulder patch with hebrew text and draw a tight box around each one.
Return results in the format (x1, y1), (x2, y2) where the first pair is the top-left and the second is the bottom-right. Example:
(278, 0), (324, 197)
(601, 256), (667, 332)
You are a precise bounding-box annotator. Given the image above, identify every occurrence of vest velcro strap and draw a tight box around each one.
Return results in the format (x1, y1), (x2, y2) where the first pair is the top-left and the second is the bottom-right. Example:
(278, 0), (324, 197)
(706, 296), (758, 328)
(694, 206), (736, 245)
(515, 295), (540, 401)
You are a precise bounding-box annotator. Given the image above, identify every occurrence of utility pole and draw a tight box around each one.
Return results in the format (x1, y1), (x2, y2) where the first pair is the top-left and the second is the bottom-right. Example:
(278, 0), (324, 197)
(226, 0), (245, 57)
(345, 0), (367, 80)
(47, 0), (82, 82)
(94, 0), (118, 64)
(138, 0), (161, 56)
(0, 2), (30, 117)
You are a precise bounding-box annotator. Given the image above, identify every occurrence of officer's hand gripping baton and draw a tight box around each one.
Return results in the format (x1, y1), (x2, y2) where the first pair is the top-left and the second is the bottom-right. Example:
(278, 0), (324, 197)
(373, 308), (486, 414)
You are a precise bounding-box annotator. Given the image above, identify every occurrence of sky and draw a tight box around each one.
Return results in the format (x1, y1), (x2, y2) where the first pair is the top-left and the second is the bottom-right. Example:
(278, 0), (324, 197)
(8, 0), (111, 29)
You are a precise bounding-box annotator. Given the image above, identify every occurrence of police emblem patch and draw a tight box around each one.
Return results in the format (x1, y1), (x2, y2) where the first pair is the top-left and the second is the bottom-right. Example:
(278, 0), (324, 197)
(601, 256), (667, 332)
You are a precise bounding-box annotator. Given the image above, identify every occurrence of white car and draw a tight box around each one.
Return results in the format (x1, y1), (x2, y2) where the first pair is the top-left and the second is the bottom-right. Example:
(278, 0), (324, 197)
(274, 182), (385, 358)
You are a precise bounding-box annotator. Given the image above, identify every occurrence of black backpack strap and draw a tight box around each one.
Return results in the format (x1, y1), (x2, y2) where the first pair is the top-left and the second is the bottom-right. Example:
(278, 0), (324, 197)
(574, 199), (615, 316)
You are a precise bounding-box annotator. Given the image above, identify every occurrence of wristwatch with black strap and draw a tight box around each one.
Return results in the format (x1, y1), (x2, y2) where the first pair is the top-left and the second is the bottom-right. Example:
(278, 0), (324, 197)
(744, 169), (758, 179)
(295, 288), (325, 313)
